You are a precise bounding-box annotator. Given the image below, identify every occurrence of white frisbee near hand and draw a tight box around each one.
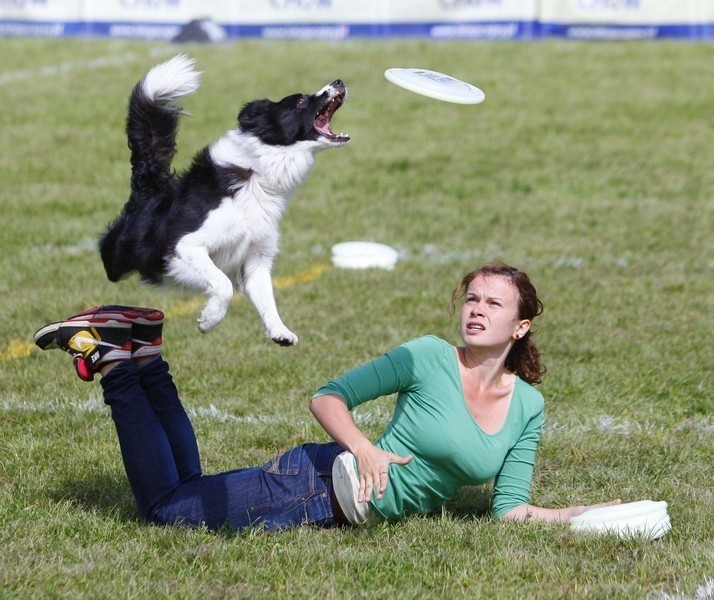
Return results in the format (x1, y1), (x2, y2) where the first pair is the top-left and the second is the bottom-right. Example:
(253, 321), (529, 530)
(384, 68), (485, 105)
(570, 500), (671, 540)
(331, 241), (399, 270)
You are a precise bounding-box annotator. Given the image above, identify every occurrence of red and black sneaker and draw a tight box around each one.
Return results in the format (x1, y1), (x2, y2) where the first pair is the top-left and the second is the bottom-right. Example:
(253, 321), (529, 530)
(33, 305), (164, 381)
(33, 310), (132, 381)
(83, 305), (164, 359)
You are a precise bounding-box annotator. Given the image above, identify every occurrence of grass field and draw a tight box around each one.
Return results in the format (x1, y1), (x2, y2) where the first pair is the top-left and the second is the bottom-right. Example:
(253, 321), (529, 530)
(1, 36), (712, 598)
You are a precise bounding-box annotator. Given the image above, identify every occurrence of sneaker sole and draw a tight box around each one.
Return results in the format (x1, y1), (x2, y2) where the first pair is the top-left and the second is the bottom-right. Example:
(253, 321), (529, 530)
(33, 321), (62, 350)
(33, 319), (132, 350)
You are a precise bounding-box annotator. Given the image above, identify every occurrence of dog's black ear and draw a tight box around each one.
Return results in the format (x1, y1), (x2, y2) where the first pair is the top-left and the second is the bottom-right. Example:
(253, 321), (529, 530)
(238, 98), (299, 145)
(238, 99), (270, 131)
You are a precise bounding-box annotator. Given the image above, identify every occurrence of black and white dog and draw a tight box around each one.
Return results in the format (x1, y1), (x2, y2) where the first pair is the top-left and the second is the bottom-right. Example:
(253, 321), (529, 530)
(100, 55), (349, 345)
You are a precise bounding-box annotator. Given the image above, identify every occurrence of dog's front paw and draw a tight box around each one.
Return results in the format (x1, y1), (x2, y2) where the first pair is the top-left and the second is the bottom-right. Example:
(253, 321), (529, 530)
(197, 302), (229, 333)
(197, 316), (219, 333)
(269, 328), (298, 346)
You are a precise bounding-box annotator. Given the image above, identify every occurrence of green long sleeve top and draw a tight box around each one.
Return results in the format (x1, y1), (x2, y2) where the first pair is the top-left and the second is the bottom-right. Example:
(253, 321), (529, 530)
(313, 335), (545, 521)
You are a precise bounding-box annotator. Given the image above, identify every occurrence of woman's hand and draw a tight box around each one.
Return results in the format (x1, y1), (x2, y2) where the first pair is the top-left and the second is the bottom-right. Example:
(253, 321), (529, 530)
(503, 498), (622, 522)
(562, 499), (622, 521)
(310, 393), (412, 502)
(353, 443), (413, 503)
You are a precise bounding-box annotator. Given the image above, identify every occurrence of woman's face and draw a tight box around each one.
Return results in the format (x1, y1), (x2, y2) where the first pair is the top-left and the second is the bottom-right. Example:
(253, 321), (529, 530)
(459, 274), (530, 350)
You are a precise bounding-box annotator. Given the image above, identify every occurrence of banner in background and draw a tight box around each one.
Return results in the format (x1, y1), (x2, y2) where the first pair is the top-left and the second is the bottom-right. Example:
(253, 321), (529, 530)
(0, 0), (711, 40)
(538, 0), (712, 39)
(0, 0), (81, 37)
(228, 0), (538, 40)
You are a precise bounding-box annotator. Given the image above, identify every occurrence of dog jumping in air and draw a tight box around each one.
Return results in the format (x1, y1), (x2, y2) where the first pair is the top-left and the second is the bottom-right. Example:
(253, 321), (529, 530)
(99, 55), (349, 345)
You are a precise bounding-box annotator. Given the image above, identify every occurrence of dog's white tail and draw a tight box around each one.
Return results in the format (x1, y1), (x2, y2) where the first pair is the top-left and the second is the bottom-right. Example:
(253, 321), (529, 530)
(142, 54), (201, 105)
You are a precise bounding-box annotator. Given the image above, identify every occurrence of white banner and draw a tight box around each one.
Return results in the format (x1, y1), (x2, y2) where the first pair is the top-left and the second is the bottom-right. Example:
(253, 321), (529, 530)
(539, 0), (703, 25)
(227, 0), (537, 23)
(0, 0), (711, 38)
(0, 0), (538, 25)
(84, 0), (204, 23)
(0, 0), (82, 19)
(227, 0), (388, 24)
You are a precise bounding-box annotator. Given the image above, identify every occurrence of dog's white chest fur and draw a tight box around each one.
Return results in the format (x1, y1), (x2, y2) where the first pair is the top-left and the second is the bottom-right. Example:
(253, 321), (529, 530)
(184, 132), (316, 267)
(213, 130), (320, 195)
(166, 131), (320, 342)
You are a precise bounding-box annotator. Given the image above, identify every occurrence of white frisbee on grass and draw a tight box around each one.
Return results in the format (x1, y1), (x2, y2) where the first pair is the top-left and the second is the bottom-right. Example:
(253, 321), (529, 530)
(384, 68), (485, 105)
(570, 500), (671, 540)
(331, 241), (399, 270)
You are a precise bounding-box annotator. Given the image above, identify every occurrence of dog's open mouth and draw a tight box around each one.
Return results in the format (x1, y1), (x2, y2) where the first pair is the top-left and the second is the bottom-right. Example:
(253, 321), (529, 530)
(314, 89), (349, 143)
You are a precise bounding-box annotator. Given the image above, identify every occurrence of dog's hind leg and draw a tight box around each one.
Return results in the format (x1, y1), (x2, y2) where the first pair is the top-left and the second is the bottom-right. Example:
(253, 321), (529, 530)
(166, 246), (234, 333)
(241, 257), (298, 347)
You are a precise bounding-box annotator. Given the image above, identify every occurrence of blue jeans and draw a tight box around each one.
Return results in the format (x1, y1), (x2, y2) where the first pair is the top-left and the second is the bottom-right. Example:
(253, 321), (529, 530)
(100, 358), (345, 531)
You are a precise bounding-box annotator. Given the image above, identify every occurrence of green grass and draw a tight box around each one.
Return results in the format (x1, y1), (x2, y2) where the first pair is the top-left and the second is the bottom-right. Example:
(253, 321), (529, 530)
(1, 37), (712, 598)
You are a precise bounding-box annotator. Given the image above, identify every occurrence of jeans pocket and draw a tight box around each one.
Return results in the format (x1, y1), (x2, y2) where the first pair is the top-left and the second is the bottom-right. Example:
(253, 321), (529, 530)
(262, 446), (303, 475)
(255, 444), (335, 530)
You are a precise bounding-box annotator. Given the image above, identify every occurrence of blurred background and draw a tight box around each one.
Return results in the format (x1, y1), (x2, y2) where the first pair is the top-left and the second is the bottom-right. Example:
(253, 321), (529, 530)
(1, 0), (713, 43)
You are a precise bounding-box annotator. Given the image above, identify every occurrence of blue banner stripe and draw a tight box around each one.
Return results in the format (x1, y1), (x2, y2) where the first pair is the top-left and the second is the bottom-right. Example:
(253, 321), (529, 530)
(0, 19), (713, 40)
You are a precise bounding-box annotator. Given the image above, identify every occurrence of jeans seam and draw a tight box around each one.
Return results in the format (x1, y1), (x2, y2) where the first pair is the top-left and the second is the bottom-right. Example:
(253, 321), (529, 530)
(247, 488), (325, 513)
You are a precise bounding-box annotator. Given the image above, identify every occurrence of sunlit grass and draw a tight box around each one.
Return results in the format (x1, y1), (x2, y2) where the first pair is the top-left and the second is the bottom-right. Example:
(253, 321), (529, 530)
(1, 37), (712, 598)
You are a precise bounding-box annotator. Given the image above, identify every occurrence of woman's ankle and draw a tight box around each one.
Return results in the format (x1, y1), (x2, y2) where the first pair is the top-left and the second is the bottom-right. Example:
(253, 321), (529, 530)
(135, 355), (161, 369)
(99, 360), (126, 377)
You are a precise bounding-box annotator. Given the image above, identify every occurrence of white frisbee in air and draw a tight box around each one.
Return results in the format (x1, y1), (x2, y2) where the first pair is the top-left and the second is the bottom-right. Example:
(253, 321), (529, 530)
(570, 500), (671, 540)
(384, 68), (485, 105)
(331, 241), (399, 270)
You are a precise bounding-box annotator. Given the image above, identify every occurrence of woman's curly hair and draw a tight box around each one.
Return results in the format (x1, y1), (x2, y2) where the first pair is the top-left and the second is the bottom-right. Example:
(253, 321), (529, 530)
(451, 263), (546, 385)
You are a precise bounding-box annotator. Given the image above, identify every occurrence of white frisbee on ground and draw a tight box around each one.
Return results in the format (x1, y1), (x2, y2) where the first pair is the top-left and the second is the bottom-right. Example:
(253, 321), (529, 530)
(384, 68), (485, 105)
(570, 500), (671, 540)
(331, 241), (399, 270)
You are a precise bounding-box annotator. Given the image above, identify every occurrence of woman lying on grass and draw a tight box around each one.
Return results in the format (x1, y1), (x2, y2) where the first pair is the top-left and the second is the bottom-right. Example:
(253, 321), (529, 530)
(33, 263), (619, 530)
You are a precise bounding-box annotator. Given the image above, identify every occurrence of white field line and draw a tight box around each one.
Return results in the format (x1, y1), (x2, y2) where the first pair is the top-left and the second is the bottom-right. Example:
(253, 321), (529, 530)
(5, 239), (712, 362)
(695, 578), (714, 600)
(0, 47), (173, 86)
(660, 576), (714, 600)
(1, 395), (712, 435)
(27, 238), (714, 272)
(0, 394), (392, 427)
(544, 415), (670, 436)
